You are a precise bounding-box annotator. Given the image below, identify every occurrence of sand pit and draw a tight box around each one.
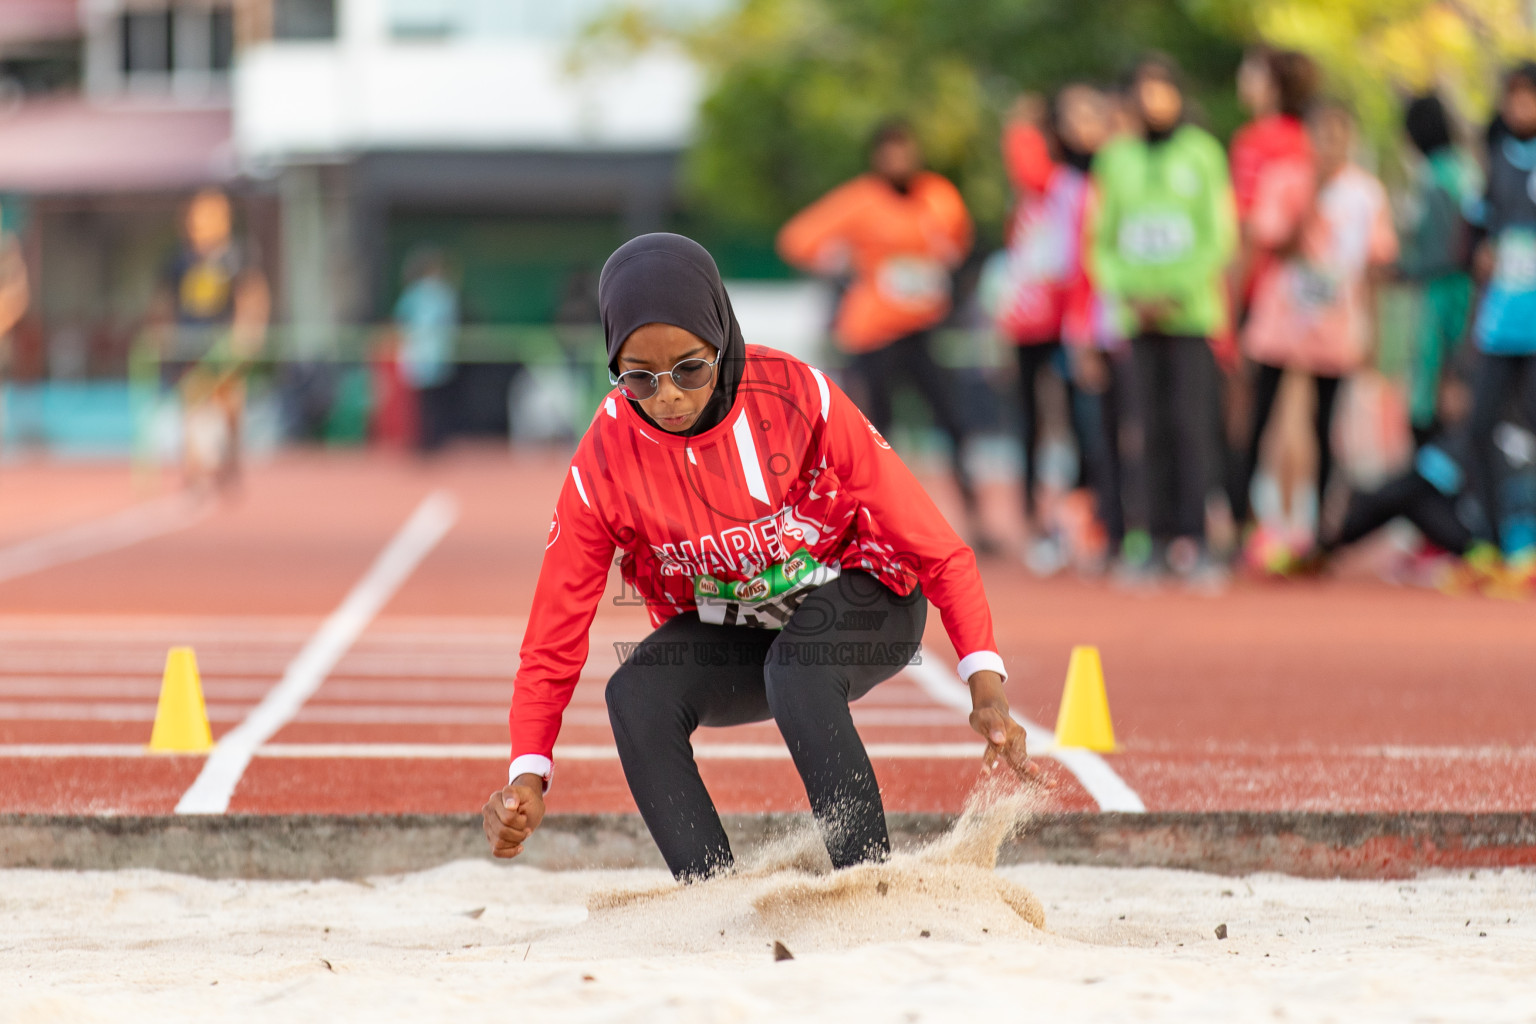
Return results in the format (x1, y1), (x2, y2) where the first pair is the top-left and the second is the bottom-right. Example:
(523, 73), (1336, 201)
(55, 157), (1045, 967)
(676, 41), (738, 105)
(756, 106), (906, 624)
(4, 794), (1535, 1023)
(567, 786), (1046, 955)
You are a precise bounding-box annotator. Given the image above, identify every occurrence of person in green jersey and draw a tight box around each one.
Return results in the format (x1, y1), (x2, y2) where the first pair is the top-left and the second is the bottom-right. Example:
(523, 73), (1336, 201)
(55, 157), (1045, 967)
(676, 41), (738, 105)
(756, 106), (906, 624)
(1090, 54), (1237, 583)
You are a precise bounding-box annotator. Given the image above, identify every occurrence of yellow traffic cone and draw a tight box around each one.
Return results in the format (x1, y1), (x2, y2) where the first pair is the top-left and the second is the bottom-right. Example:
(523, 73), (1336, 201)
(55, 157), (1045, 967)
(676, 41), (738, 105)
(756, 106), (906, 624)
(1053, 645), (1116, 751)
(147, 647), (214, 753)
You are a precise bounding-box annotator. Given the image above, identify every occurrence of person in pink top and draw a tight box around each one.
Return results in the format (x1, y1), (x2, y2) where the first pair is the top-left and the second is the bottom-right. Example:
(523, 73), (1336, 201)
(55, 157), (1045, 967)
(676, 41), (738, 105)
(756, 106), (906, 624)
(1236, 100), (1399, 547)
(1230, 47), (1319, 306)
(1223, 48), (1320, 536)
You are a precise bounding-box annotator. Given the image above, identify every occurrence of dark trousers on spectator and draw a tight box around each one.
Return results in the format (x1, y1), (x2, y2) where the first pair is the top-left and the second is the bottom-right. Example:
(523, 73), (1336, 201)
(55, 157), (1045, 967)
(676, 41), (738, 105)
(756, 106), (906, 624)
(415, 380), (455, 453)
(1016, 341), (1127, 550)
(1466, 352), (1536, 549)
(1014, 341), (1068, 523)
(846, 330), (978, 513)
(1324, 471), (1473, 556)
(1132, 334), (1218, 545)
(1083, 354), (1128, 552)
(1232, 362), (1343, 538)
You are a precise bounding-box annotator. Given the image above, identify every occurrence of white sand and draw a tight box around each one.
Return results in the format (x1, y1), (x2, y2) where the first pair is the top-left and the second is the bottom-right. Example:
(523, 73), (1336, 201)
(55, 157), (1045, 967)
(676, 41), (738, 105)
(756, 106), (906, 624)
(0, 794), (1530, 1022)
(5, 828), (1536, 1023)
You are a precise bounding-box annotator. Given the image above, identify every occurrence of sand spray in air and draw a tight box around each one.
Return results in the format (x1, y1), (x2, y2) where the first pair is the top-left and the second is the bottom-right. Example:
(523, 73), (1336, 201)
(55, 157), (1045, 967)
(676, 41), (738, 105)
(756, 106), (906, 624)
(576, 774), (1047, 954)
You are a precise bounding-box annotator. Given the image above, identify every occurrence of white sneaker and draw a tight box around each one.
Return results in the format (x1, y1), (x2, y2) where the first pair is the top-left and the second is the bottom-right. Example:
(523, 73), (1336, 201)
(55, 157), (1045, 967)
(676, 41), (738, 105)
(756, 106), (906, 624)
(1023, 535), (1068, 578)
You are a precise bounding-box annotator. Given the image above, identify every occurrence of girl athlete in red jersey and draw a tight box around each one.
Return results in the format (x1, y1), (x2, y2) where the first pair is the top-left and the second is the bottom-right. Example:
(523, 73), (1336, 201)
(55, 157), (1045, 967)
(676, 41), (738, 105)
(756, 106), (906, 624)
(482, 234), (1033, 880)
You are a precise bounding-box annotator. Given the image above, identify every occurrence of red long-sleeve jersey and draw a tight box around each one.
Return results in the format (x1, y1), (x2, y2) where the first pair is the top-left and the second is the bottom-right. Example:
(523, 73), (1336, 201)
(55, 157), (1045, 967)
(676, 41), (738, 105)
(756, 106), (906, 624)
(508, 346), (1006, 787)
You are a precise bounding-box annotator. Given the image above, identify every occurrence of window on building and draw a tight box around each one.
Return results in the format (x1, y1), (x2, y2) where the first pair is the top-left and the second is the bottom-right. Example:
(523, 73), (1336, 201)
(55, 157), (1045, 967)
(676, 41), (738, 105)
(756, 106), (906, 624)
(390, 0), (457, 40)
(119, 4), (236, 79)
(121, 10), (173, 75)
(211, 7), (235, 68)
(273, 0), (337, 41)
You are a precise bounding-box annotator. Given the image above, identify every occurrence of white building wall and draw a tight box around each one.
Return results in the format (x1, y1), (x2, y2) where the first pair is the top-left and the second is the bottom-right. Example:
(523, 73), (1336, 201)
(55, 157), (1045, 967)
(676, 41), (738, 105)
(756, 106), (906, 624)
(234, 0), (707, 164)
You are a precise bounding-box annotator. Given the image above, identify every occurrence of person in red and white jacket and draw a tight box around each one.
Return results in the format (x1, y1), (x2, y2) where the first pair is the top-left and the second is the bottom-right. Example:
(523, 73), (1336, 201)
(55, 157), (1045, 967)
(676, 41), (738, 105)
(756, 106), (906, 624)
(482, 234), (1033, 881)
(996, 87), (1126, 571)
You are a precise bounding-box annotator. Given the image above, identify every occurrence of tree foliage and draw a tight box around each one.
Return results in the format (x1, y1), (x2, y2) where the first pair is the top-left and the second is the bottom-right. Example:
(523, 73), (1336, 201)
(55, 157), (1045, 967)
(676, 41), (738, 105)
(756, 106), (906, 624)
(1193, 0), (1536, 172)
(657, 0), (1245, 236)
(594, 0), (1536, 241)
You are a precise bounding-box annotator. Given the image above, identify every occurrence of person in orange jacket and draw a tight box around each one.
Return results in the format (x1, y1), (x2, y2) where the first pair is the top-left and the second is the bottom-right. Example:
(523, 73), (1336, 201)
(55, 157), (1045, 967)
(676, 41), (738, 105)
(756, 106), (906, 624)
(778, 120), (993, 551)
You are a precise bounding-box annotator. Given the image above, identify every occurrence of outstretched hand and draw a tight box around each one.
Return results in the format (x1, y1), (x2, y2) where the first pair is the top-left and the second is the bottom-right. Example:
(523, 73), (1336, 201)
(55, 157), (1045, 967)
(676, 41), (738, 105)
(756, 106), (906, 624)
(967, 670), (1045, 785)
(482, 775), (546, 859)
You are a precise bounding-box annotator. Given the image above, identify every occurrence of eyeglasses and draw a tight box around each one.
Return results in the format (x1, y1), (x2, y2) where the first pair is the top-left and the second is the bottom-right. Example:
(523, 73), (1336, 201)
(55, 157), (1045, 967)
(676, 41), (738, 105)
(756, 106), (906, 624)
(609, 353), (719, 401)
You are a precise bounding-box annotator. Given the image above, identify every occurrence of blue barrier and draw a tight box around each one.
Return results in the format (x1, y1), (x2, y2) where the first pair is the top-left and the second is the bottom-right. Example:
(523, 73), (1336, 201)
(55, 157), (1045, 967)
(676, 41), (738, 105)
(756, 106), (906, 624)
(1, 382), (137, 456)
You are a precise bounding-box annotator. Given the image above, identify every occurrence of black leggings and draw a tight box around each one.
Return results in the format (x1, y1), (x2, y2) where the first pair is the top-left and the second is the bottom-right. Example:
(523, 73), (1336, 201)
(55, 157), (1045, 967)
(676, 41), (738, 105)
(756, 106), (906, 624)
(846, 331), (977, 512)
(1132, 334), (1218, 543)
(1324, 471), (1472, 555)
(606, 571), (928, 881)
(1466, 353), (1536, 548)
(1234, 363), (1343, 534)
(1017, 344), (1126, 548)
(1015, 343), (1065, 520)
(416, 380), (455, 453)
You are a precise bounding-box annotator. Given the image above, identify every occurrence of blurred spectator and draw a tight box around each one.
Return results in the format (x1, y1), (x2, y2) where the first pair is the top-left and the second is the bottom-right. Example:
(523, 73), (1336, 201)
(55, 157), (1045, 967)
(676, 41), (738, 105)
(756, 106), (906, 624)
(1230, 47), (1318, 307)
(778, 120), (994, 552)
(0, 218), (28, 343)
(1089, 55), (1236, 582)
(152, 189), (269, 491)
(1224, 48), (1319, 534)
(0, 204), (30, 450)
(1237, 100), (1399, 560)
(555, 264), (600, 360)
(394, 247), (460, 454)
(1466, 62), (1536, 564)
(997, 87), (1122, 573)
(1398, 93), (1480, 448)
(1310, 368), (1498, 585)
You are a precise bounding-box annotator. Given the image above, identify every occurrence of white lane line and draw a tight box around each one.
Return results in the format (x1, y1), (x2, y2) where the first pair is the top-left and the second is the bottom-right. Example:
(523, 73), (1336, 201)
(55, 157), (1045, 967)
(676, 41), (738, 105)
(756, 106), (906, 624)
(0, 742), (992, 760)
(0, 703), (963, 728)
(9, 741), (1535, 762)
(0, 745), (151, 757)
(904, 645), (1146, 813)
(0, 654), (517, 676)
(0, 495), (210, 585)
(0, 701), (250, 721)
(0, 679), (276, 699)
(258, 742), (986, 760)
(173, 491), (460, 814)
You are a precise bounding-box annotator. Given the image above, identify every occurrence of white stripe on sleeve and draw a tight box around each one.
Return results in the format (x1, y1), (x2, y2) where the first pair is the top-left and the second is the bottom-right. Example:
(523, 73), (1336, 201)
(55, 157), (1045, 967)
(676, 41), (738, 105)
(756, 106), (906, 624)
(809, 366), (831, 421)
(570, 467), (590, 508)
(732, 409), (771, 506)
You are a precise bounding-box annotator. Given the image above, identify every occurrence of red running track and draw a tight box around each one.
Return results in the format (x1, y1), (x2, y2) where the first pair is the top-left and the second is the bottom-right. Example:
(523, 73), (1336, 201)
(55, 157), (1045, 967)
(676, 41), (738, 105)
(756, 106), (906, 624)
(0, 450), (1533, 819)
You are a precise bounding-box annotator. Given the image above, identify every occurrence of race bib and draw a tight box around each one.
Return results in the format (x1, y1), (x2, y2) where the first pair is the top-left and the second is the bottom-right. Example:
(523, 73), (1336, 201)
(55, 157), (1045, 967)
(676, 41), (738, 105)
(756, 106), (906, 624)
(693, 547), (840, 629)
(1014, 216), (1072, 281)
(179, 260), (233, 319)
(1494, 229), (1536, 290)
(875, 256), (950, 307)
(1289, 262), (1340, 311)
(1118, 212), (1195, 264)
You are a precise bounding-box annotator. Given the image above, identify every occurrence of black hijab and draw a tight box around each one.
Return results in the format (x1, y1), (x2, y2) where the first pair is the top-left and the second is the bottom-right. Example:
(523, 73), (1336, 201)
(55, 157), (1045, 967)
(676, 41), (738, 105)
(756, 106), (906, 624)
(598, 233), (747, 437)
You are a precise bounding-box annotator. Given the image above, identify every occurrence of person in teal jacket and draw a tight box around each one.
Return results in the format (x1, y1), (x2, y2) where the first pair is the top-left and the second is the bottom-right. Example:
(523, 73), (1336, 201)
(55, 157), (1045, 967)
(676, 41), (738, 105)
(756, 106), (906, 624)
(1466, 62), (1536, 565)
(1090, 55), (1237, 580)
(1398, 93), (1479, 448)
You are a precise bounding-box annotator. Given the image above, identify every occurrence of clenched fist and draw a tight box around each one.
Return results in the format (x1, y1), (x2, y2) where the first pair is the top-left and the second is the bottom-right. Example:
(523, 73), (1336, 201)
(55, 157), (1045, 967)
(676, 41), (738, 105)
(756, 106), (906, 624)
(482, 774), (546, 859)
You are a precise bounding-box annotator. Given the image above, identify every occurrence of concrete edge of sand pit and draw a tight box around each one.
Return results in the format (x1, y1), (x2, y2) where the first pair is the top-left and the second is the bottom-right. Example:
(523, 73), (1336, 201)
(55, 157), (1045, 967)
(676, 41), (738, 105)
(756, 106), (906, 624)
(2, 812), (1534, 880)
